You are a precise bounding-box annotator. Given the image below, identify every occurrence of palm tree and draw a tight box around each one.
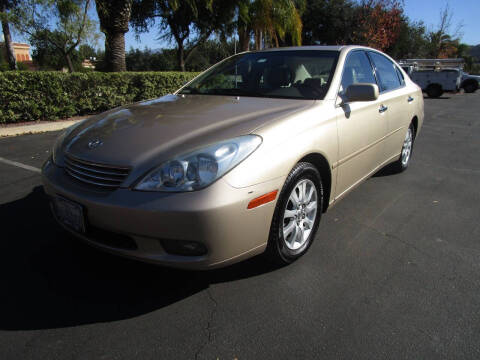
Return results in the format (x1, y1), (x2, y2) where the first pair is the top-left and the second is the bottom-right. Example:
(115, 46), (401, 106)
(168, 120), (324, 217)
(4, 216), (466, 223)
(95, 0), (133, 72)
(237, 0), (303, 51)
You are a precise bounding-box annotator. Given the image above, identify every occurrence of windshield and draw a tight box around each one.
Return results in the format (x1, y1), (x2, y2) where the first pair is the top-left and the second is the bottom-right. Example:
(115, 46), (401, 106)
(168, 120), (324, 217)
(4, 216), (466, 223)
(179, 50), (339, 100)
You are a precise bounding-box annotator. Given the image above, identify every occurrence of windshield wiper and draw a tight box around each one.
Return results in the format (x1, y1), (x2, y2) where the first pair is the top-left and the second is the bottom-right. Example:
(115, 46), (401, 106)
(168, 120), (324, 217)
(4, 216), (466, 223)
(207, 88), (258, 97)
(179, 87), (201, 94)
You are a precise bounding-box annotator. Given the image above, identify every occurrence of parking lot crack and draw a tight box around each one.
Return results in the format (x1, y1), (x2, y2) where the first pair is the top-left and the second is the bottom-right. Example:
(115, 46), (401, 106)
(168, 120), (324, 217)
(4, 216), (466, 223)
(369, 223), (436, 260)
(348, 213), (436, 261)
(194, 287), (218, 360)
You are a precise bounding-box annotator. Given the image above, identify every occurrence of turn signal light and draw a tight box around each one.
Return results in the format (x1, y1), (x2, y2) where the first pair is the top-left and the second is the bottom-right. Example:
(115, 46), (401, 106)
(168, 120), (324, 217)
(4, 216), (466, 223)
(247, 190), (278, 209)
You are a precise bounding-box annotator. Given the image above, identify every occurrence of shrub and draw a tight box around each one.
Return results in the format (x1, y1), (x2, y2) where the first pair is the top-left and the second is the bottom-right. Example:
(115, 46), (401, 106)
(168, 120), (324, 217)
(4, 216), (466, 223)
(17, 62), (30, 71)
(0, 71), (199, 123)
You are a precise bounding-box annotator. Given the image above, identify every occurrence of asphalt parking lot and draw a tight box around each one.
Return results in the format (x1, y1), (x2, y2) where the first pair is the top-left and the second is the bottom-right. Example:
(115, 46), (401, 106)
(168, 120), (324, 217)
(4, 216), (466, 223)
(1, 91), (479, 359)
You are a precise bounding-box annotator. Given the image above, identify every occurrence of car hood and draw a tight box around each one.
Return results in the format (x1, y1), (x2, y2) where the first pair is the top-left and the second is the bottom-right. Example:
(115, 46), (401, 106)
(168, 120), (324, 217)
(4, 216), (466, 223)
(62, 94), (315, 175)
(463, 73), (480, 80)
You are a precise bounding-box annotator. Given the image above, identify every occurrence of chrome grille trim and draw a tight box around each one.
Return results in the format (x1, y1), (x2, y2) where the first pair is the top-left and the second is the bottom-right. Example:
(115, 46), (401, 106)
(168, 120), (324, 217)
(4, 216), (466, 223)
(64, 154), (130, 189)
(65, 158), (127, 177)
(65, 169), (120, 188)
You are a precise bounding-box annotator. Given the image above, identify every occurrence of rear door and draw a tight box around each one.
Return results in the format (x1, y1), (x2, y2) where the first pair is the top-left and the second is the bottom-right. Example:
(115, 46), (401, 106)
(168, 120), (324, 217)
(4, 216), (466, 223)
(334, 50), (387, 199)
(367, 51), (414, 162)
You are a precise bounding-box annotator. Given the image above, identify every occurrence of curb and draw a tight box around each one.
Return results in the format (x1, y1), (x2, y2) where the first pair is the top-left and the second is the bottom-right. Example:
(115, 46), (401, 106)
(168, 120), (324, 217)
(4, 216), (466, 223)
(0, 119), (85, 138)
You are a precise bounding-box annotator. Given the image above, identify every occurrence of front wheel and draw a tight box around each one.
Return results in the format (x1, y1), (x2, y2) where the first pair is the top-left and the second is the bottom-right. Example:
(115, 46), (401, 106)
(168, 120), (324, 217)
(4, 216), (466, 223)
(463, 79), (478, 93)
(266, 162), (323, 265)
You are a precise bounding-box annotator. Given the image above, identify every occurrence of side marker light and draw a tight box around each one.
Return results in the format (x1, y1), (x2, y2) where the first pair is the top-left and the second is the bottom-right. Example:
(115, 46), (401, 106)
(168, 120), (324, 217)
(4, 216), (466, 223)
(247, 190), (278, 209)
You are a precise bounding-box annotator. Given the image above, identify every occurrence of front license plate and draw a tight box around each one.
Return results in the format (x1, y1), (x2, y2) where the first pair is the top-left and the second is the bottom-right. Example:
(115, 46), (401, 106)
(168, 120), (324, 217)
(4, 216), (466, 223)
(52, 197), (85, 233)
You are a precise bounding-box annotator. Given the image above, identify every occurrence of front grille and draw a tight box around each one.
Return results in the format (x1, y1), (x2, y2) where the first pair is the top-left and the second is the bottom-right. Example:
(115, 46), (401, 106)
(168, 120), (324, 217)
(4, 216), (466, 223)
(64, 154), (130, 189)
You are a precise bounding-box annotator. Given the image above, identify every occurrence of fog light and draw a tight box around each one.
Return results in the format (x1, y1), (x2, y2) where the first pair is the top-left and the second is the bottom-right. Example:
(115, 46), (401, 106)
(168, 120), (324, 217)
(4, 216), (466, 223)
(160, 239), (207, 256)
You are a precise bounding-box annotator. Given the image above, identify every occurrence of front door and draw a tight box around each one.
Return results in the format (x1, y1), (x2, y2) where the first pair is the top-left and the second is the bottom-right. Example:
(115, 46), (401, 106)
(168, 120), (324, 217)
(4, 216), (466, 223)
(334, 50), (387, 199)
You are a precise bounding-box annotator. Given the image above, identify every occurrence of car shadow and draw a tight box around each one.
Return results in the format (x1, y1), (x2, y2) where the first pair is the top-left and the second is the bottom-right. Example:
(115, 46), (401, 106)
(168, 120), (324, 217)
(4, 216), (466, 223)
(372, 162), (399, 177)
(0, 186), (280, 331)
(423, 96), (451, 100)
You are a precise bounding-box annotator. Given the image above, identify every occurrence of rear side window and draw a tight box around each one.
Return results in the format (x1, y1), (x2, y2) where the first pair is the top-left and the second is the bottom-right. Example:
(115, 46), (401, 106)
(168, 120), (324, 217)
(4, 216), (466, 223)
(340, 51), (377, 93)
(368, 52), (402, 92)
(395, 66), (405, 86)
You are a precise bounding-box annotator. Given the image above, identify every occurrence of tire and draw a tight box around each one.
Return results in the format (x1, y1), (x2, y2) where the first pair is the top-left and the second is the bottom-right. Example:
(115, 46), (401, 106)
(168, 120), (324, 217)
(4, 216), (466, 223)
(426, 84), (443, 98)
(265, 162), (323, 265)
(462, 79), (478, 93)
(393, 123), (415, 173)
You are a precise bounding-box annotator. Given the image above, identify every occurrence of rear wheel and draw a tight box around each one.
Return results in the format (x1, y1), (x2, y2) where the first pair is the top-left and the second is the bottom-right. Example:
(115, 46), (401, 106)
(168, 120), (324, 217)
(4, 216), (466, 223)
(393, 123), (415, 173)
(426, 84), (443, 98)
(266, 162), (323, 265)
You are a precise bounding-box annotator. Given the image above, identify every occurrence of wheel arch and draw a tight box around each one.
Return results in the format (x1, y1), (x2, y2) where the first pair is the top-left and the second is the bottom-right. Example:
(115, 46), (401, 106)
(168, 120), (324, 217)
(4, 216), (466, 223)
(297, 153), (332, 213)
(411, 116), (418, 137)
(461, 78), (479, 92)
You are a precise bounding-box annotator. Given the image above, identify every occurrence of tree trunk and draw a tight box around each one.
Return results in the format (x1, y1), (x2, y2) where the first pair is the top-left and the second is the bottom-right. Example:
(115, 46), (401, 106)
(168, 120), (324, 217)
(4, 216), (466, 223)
(105, 31), (126, 72)
(177, 42), (185, 72)
(65, 52), (74, 73)
(0, 3), (17, 70)
(255, 30), (263, 50)
(238, 26), (250, 52)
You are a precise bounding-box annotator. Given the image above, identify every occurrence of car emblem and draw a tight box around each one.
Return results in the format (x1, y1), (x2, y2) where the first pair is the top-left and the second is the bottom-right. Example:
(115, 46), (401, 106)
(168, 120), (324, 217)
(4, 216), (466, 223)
(87, 139), (103, 149)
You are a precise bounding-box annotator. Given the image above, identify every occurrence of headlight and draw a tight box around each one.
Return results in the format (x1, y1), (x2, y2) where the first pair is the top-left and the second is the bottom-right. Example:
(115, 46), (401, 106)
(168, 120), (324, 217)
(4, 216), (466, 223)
(135, 135), (262, 192)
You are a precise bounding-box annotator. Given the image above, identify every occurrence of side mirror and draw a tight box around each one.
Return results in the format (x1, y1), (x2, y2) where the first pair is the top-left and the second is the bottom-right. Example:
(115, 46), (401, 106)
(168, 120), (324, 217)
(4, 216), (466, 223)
(346, 83), (379, 102)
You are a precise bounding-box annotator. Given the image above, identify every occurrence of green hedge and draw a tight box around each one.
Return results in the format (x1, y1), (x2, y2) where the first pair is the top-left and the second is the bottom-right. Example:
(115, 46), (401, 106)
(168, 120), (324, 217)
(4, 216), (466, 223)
(0, 71), (199, 124)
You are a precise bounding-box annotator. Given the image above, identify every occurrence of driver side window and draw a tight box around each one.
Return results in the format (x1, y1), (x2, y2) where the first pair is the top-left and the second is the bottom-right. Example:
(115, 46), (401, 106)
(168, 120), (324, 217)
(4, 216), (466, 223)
(340, 51), (377, 94)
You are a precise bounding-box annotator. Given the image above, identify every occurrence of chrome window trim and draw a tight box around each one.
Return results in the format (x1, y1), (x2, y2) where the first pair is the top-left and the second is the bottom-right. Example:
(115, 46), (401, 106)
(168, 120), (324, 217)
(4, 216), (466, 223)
(366, 50), (407, 94)
(335, 49), (379, 107)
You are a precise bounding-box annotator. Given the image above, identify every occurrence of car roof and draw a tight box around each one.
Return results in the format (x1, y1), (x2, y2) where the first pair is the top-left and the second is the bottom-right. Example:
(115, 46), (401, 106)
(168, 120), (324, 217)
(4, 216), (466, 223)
(256, 45), (372, 53)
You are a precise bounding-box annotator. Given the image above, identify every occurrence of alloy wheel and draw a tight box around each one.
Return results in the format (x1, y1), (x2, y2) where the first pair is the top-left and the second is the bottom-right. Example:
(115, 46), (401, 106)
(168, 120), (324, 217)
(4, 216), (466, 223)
(282, 179), (318, 250)
(401, 127), (413, 167)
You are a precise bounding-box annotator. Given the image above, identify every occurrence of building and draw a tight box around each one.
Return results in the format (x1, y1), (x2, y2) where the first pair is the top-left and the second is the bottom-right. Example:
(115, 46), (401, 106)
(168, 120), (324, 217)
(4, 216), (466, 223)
(0, 42), (37, 70)
(81, 58), (95, 69)
(0, 42), (32, 62)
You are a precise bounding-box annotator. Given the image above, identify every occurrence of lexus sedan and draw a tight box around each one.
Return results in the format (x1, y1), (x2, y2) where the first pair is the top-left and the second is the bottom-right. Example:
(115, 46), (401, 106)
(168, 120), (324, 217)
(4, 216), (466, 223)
(42, 45), (424, 269)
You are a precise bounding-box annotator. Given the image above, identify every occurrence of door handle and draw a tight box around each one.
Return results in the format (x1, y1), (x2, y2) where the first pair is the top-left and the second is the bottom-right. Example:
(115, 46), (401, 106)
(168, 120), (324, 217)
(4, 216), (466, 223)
(408, 96), (414, 103)
(379, 105), (388, 113)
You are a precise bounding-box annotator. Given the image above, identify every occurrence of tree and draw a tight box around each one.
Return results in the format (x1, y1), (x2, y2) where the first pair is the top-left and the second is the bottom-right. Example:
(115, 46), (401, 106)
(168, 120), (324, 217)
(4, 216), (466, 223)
(78, 43), (97, 60)
(12, 0), (97, 72)
(131, 0), (236, 71)
(236, 0), (304, 51)
(30, 29), (71, 70)
(31, 34), (98, 70)
(352, 0), (403, 51)
(183, 39), (235, 71)
(456, 43), (476, 72)
(125, 47), (176, 71)
(0, 0), (18, 70)
(95, 0), (133, 72)
(386, 17), (428, 59)
(425, 5), (463, 59)
(302, 0), (357, 46)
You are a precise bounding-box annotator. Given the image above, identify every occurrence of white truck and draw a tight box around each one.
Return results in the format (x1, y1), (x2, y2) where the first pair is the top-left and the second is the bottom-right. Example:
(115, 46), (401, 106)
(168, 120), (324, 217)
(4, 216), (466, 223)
(399, 59), (478, 98)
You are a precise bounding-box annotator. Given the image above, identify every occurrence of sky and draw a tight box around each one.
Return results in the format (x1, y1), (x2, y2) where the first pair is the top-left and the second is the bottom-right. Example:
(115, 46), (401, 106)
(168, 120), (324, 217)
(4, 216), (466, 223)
(7, 0), (480, 50)
(402, 0), (479, 45)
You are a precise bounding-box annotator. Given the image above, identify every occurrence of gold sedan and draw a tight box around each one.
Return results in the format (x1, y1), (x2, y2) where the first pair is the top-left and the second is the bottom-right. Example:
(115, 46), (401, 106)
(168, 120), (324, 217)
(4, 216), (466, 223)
(42, 46), (424, 269)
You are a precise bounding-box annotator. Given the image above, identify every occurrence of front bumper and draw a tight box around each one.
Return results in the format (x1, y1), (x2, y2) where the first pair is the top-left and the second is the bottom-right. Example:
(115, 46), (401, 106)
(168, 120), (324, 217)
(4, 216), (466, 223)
(41, 159), (284, 269)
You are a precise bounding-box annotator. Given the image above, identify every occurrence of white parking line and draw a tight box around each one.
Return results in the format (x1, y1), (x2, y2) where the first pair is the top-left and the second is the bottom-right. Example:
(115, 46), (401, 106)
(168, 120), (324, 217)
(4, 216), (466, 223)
(0, 156), (41, 173)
